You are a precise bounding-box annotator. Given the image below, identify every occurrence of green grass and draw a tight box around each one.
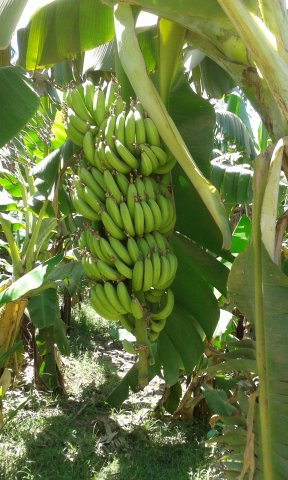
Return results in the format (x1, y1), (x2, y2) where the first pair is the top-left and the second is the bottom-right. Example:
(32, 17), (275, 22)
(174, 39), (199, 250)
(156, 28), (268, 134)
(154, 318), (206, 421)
(0, 304), (217, 480)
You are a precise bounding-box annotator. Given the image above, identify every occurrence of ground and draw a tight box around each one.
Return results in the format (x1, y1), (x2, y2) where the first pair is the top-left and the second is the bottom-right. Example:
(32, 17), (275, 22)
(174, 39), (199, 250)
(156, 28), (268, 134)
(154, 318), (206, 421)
(0, 304), (220, 480)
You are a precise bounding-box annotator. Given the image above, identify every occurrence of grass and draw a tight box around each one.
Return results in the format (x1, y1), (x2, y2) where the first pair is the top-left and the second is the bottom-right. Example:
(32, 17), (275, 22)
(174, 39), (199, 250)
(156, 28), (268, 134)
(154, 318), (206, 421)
(0, 304), (218, 480)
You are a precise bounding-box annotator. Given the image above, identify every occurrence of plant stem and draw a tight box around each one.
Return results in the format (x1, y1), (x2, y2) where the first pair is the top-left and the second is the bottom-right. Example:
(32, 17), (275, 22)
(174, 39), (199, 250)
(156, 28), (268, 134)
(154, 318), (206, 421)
(252, 152), (273, 480)
(258, 0), (288, 51)
(24, 201), (48, 272)
(0, 214), (22, 279)
(135, 315), (149, 389)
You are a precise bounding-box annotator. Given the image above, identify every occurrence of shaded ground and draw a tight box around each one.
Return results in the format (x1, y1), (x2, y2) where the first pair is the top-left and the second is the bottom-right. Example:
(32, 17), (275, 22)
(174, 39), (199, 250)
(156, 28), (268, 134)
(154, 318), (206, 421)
(0, 304), (219, 480)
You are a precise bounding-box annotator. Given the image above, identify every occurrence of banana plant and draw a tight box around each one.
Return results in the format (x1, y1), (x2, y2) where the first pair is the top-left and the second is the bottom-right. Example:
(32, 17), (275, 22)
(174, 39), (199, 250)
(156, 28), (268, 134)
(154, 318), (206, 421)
(3, 1), (288, 477)
(0, 87), (82, 404)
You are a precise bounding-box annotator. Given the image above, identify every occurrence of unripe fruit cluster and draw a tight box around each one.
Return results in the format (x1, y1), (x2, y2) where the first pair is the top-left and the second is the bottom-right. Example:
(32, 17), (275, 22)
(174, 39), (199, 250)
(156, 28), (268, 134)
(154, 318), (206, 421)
(65, 78), (177, 342)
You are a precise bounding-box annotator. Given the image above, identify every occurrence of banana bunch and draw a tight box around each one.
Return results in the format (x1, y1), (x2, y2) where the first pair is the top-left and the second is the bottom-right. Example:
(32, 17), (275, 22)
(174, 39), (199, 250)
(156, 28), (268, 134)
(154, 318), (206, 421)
(65, 78), (178, 349)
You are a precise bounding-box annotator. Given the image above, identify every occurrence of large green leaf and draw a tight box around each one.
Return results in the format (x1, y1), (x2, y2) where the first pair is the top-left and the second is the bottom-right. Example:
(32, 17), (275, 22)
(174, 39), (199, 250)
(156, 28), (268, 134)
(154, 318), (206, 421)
(17, 0), (114, 70)
(211, 162), (253, 206)
(0, 1), (28, 49)
(0, 67), (39, 147)
(169, 76), (215, 177)
(228, 245), (288, 478)
(173, 165), (224, 254)
(161, 305), (204, 373)
(199, 56), (235, 98)
(172, 232), (229, 296)
(31, 148), (61, 198)
(216, 109), (256, 159)
(28, 288), (58, 329)
(0, 254), (64, 304)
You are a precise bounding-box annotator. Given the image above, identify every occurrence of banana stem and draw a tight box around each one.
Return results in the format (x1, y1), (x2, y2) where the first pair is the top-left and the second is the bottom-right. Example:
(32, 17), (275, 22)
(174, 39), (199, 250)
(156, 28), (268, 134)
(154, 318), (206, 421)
(0, 214), (23, 279)
(252, 152), (273, 480)
(135, 315), (149, 389)
(114, 3), (231, 250)
(24, 201), (48, 272)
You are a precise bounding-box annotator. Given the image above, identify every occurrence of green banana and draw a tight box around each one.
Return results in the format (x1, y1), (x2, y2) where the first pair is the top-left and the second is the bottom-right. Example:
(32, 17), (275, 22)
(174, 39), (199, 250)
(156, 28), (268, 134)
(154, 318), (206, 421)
(120, 201), (135, 237)
(66, 87), (93, 123)
(144, 117), (161, 147)
(114, 139), (139, 169)
(115, 171), (130, 196)
(144, 233), (158, 252)
(104, 114), (117, 151)
(140, 151), (153, 176)
(83, 186), (104, 214)
(105, 80), (119, 111)
(153, 155), (176, 174)
(115, 111), (126, 144)
(106, 196), (124, 229)
(96, 117), (108, 141)
(83, 80), (95, 117)
(142, 257), (154, 291)
(148, 330), (160, 342)
(143, 177), (156, 200)
(126, 181), (138, 218)
(150, 145), (168, 166)
(89, 233), (107, 261)
(134, 109), (146, 145)
(152, 289), (174, 320)
(165, 252), (178, 285)
(117, 282), (132, 313)
(105, 145), (131, 174)
(160, 209), (176, 235)
(95, 283), (120, 317)
(104, 282), (127, 314)
(78, 166), (106, 201)
(71, 196), (100, 221)
(115, 258), (133, 279)
(156, 193), (170, 226)
(83, 130), (95, 165)
(99, 236), (118, 263)
(134, 201), (145, 237)
(101, 210), (125, 240)
(96, 141), (108, 168)
(82, 256), (102, 279)
(125, 109), (136, 153)
(151, 251), (161, 286)
(156, 255), (171, 289)
(97, 259), (120, 281)
(132, 259), (144, 291)
(140, 144), (159, 171)
(131, 296), (144, 319)
(67, 108), (90, 134)
(127, 237), (141, 263)
(141, 200), (155, 234)
(147, 198), (163, 231)
(134, 177), (146, 199)
(153, 231), (169, 253)
(137, 237), (150, 258)
(74, 178), (86, 201)
(103, 170), (122, 203)
(92, 88), (106, 126)
(114, 95), (125, 116)
(108, 236), (133, 266)
(119, 314), (135, 333)
(150, 317), (167, 333)
(90, 287), (118, 321)
(66, 121), (85, 146)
